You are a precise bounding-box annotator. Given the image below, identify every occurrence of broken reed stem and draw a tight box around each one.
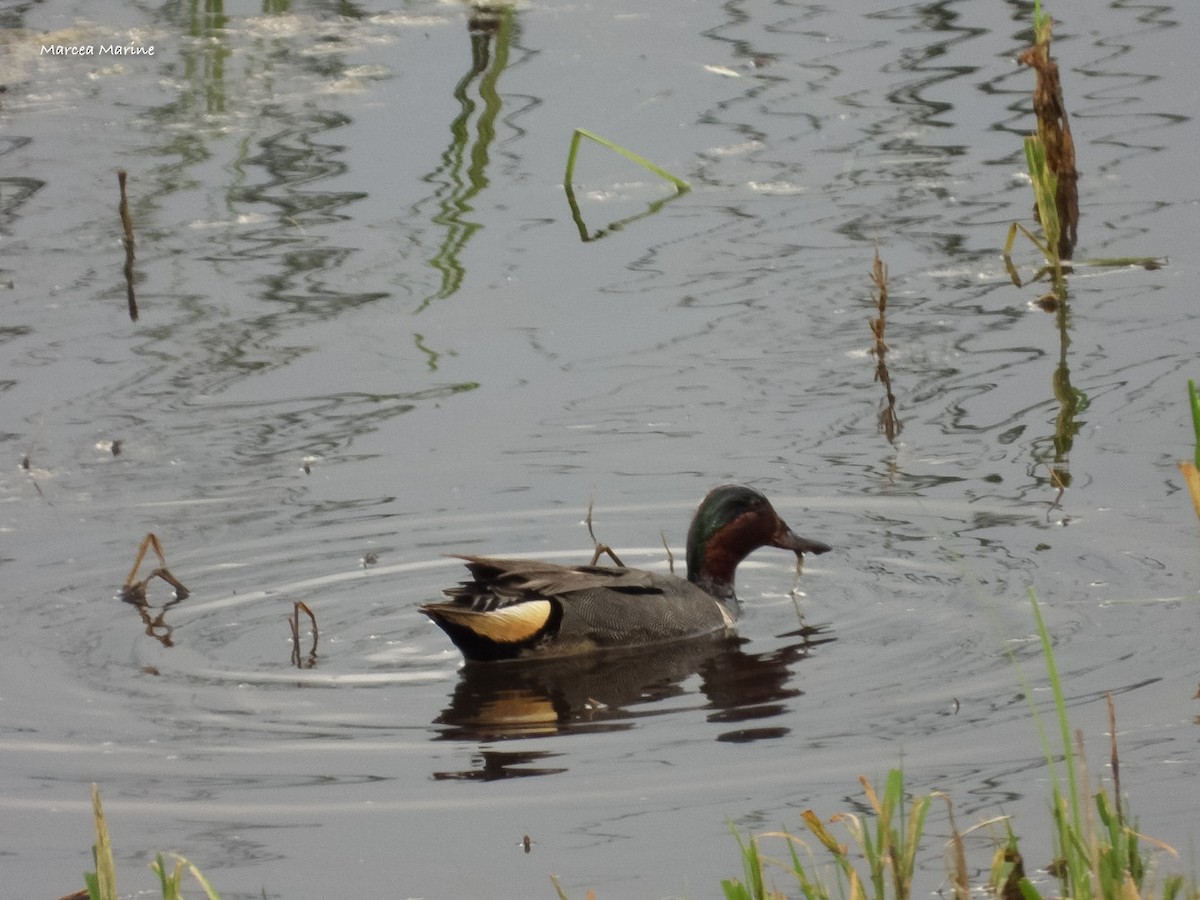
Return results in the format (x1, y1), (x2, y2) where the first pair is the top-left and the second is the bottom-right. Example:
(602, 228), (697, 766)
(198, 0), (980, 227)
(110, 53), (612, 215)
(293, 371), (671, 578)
(121, 533), (190, 607)
(123, 531), (164, 589)
(585, 496), (625, 567)
(939, 792), (971, 900)
(869, 250), (901, 443)
(118, 170), (135, 256)
(118, 169), (139, 321)
(289, 601), (319, 668)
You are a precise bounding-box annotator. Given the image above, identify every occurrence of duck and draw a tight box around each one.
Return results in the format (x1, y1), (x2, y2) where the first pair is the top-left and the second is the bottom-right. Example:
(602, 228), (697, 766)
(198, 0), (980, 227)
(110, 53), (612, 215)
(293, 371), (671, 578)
(420, 484), (832, 662)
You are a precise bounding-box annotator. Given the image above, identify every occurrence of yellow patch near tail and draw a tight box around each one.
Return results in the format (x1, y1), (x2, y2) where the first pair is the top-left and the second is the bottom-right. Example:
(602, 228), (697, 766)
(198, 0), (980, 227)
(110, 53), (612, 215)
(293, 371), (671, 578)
(429, 600), (552, 644)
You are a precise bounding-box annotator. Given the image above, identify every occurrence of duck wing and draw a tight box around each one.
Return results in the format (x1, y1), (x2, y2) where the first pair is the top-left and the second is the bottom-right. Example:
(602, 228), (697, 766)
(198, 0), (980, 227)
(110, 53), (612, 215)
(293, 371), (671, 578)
(420, 555), (734, 662)
(451, 554), (662, 600)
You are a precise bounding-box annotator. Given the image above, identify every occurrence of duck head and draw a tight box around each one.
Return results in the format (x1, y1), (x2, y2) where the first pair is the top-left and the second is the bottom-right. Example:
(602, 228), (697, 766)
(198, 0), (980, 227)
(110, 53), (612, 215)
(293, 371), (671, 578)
(685, 484), (831, 601)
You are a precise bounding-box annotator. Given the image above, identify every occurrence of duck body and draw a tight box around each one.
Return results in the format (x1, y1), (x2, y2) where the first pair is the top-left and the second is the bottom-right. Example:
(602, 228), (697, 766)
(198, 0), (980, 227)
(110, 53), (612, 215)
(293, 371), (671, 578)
(420, 484), (832, 663)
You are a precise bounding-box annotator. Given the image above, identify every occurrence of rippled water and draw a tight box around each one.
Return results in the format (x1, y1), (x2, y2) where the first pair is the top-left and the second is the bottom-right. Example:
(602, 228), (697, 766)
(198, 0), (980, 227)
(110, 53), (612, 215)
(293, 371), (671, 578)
(2, 0), (1197, 897)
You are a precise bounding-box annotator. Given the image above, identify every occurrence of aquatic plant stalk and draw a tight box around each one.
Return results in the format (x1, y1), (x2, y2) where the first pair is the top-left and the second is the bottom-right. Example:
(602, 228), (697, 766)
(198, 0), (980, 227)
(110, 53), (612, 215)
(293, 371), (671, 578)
(118, 170), (138, 321)
(869, 250), (901, 443)
(150, 853), (223, 900)
(85, 784), (118, 900)
(1019, 0), (1078, 260)
(562, 128), (691, 240)
(564, 128), (690, 193)
(1189, 379), (1200, 469)
(1179, 379), (1200, 524)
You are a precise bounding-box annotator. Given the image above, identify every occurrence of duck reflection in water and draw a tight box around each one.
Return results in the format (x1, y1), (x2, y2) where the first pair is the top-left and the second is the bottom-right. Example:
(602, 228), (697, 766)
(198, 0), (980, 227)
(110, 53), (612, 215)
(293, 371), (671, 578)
(430, 626), (833, 781)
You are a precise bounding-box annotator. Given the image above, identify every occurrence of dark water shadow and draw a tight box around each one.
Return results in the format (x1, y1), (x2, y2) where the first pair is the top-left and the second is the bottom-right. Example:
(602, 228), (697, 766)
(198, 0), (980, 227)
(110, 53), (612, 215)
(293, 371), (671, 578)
(430, 625), (834, 780)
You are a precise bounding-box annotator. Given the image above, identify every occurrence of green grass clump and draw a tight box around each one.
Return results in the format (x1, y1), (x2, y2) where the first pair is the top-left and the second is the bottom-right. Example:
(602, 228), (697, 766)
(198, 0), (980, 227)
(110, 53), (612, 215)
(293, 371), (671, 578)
(722, 768), (932, 900)
(82, 785), (221, 900)
(722, 591), (1197, 900)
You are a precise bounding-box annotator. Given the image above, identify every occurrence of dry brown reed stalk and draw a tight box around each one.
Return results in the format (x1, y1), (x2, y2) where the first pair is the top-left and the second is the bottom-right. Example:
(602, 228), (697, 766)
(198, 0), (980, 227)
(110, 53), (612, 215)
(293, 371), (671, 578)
(289, 600), (319, 668)
(117, 169), (138, 321)
(122, 533), (189, 603)
(869, 250), (901, 443)
(1018, 14), (1079, 259)
(938, 792), (970, 900)
(120, 533), (189, 648)
(585, 495), (625, 567)
(1106, 693), (1122, 825)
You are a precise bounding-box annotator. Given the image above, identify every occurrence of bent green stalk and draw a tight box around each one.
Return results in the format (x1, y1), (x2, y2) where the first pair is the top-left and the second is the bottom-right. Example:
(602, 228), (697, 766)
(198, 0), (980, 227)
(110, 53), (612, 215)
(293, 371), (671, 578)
(564, 128), (690, 192)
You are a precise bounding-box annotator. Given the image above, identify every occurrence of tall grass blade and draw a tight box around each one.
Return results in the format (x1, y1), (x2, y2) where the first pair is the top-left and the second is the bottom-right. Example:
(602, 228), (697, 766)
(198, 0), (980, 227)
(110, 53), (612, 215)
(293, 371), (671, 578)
(1028, 589), (1082, 830)
(87, 784), (118, 900)
(1188, 380), (1200, 469)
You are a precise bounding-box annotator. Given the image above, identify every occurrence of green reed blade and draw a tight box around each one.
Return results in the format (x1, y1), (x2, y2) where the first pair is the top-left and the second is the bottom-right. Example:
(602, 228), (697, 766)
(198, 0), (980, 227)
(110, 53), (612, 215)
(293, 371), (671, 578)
(1188, 379), (1200, 468)
(565, 128), (690, 192)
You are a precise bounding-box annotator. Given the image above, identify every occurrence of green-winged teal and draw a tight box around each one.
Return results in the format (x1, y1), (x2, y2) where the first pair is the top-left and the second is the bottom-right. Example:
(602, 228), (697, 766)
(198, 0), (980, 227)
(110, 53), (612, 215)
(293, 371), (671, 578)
(420, 484), (832, 662)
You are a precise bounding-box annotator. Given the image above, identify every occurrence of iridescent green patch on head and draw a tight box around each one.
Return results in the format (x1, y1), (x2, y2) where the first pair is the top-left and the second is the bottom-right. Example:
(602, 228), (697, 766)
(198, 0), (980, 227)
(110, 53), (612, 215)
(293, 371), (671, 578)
(686, 485), (772, 582)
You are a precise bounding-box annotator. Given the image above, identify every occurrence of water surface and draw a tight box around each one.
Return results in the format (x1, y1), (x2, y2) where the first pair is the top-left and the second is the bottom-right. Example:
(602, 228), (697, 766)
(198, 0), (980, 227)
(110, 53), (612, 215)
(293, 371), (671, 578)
(1, 0), (1197, 897)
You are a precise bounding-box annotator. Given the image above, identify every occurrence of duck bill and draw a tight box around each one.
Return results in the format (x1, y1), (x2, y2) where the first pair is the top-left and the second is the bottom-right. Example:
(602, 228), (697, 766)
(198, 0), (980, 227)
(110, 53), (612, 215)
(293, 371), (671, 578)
(771, 521), (832, 557)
